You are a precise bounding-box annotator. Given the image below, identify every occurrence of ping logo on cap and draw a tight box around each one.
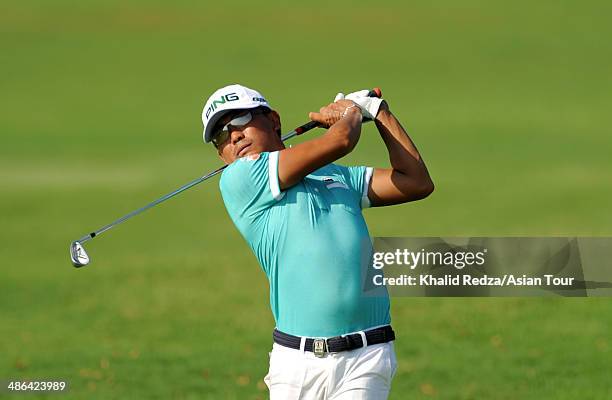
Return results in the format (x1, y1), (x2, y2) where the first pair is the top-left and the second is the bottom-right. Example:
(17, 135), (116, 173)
(205, 92), (240, 120)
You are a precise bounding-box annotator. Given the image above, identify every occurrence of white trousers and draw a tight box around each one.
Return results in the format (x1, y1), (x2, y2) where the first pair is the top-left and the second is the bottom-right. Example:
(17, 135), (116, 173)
(264, 341), (397, 400)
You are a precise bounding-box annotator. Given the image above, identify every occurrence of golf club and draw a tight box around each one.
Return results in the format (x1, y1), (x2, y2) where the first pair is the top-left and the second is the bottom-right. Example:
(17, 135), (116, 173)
(70, 88), (382, 267)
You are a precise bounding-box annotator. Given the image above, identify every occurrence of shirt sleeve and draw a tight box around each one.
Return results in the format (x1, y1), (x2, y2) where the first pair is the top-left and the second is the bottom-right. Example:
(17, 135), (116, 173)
(339, 165), (374, 209)
(219, 151), (284, 220)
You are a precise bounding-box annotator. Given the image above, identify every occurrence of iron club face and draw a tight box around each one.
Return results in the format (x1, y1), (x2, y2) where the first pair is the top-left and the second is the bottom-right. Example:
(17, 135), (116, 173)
(70, 241), (90, 267)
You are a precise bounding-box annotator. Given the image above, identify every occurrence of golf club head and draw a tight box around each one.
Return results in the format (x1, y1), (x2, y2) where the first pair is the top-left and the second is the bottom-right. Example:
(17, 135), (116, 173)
(70, 241), (90, 267)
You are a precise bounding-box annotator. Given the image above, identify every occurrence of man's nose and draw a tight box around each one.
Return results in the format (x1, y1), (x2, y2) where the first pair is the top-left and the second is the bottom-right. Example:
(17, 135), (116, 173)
(230, 129), (245, 145)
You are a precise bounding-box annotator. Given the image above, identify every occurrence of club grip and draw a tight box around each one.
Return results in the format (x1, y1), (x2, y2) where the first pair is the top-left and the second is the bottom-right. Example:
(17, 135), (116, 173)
(295, 120), (319, 134)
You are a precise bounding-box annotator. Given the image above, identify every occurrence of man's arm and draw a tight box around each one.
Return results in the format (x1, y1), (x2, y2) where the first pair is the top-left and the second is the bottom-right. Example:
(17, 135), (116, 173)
(277, 100), (362, 190)
(368, 101), (434, 206)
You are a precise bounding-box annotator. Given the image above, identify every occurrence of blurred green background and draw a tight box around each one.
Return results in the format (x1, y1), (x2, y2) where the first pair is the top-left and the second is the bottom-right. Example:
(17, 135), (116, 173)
(1, 1), (610, 398)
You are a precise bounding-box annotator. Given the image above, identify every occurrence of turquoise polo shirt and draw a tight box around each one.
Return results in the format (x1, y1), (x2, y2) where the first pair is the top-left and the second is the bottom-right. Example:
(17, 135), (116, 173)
(219, 151), (390, 337)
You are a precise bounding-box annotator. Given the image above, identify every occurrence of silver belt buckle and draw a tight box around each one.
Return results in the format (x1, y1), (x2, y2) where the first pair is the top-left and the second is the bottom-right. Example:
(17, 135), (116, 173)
(313, 338), (327, 358)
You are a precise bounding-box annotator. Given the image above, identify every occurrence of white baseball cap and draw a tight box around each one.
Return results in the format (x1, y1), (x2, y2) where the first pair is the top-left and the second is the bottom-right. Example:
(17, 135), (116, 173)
(201, 84), (271, 143)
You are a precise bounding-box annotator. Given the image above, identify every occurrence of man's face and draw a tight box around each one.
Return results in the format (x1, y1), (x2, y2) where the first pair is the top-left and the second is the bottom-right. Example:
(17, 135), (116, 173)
(213, 108), (283, 164)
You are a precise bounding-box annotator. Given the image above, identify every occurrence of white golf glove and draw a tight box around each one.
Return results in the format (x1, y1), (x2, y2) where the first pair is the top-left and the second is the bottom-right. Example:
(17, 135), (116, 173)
(334, 89), (383, 120)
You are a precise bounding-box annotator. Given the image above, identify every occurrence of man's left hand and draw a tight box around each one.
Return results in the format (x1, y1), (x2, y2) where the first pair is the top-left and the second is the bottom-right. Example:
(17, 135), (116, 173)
(334, 90), (385, 120)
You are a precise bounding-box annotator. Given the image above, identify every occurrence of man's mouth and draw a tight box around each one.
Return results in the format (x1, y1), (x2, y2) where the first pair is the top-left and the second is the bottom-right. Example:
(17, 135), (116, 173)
(236, 143), (252, 157)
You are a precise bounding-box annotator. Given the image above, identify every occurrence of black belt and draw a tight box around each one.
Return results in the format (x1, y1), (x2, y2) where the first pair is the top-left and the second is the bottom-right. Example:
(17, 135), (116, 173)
(273, 326), (395, 357)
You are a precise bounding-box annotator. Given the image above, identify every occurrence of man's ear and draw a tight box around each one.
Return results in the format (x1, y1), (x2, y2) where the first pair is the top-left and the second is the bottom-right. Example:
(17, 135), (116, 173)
(268, 110), (282, 137)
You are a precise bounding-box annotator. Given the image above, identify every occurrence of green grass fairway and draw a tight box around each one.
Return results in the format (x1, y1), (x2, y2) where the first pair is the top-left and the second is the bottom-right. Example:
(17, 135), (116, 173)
(1, 1), (611, 399)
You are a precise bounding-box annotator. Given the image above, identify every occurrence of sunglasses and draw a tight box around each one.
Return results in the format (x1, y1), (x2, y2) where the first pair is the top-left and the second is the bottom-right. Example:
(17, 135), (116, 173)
(212, 108), (269, 148)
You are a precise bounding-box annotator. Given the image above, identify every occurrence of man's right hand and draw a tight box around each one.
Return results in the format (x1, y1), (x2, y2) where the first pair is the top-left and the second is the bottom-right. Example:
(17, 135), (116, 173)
(308, 100), (362, 128)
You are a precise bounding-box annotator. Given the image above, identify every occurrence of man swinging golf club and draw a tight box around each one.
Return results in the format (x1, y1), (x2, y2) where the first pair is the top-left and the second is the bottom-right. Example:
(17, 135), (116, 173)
(202, 84), (434, 399)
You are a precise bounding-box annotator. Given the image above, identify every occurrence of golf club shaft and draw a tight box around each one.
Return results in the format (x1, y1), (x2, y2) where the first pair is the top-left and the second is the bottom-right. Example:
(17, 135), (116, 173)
(76, 88), (382, 244)
(77, 121), (319, 244)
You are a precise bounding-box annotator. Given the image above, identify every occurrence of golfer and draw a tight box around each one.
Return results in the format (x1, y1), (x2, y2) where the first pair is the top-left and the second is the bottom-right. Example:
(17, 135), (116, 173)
(202, 84), (433, 399)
